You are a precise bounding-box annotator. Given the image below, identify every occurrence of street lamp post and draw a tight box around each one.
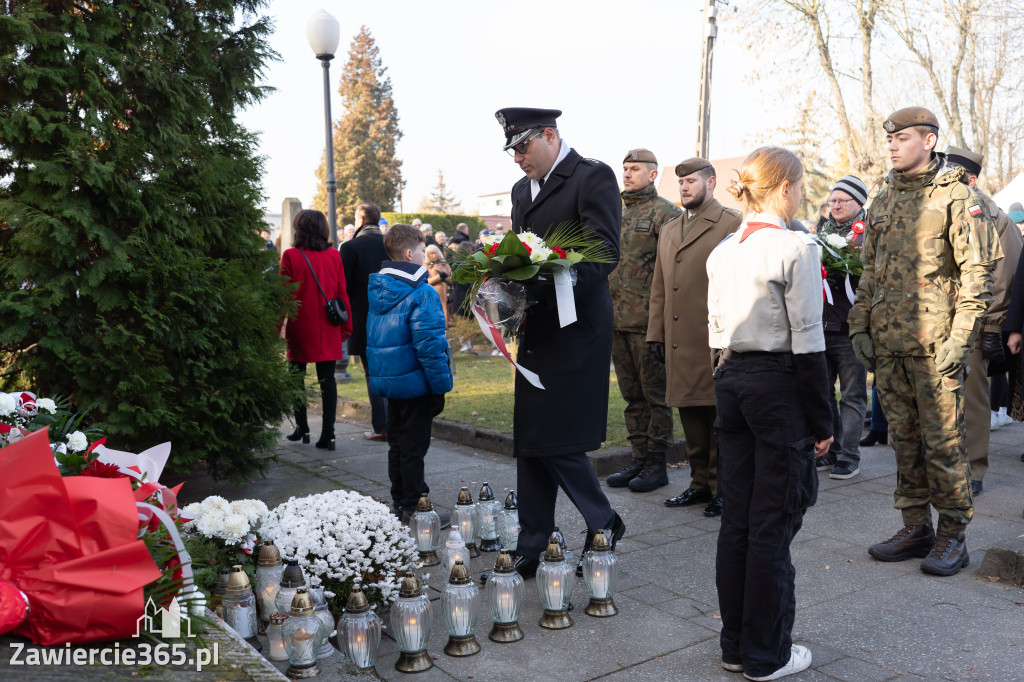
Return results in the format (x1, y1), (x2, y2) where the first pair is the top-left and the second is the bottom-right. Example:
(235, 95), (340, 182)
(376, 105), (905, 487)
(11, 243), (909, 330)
(307, 9), (341, 237)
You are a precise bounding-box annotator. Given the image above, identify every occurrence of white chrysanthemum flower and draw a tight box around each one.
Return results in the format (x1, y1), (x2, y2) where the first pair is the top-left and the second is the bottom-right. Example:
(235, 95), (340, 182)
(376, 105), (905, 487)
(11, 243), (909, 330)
(230, 499), (269, 526)
(195, 510), (227, 539)
(0, 393), (17, 416)
(204, 496), (231, 511)
(66, 431), (88, 452)
(529, 245), (553, 263)
(36, 398), (57, 414)
(824, 233), (847, 250)
(518, 231), (546, 251)
(479, 233), (501, 249)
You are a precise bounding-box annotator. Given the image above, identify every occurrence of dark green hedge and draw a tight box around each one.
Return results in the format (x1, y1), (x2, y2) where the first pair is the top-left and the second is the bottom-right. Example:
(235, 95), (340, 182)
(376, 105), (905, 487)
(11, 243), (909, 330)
(381, 213), (487, 241)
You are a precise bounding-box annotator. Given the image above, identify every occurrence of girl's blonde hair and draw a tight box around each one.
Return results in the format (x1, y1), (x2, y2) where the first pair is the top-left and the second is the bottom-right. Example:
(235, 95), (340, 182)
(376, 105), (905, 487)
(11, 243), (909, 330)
(727, 146), (803, 215)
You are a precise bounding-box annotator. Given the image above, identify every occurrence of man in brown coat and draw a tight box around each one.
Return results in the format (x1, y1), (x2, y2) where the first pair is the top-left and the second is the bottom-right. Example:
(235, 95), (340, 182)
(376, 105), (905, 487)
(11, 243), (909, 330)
(945, 147), (1023, 496)
(648, 158), (742, 517)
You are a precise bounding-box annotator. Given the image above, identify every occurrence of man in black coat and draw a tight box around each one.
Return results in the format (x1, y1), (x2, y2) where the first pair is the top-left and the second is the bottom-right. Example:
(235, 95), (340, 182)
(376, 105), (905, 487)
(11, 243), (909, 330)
(340, 202), (390, 440)
(482, 107), (625, 582)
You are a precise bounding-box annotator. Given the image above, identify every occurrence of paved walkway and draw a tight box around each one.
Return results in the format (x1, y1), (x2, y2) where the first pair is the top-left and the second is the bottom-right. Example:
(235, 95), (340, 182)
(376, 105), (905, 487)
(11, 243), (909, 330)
(176, 415), (1024, 681)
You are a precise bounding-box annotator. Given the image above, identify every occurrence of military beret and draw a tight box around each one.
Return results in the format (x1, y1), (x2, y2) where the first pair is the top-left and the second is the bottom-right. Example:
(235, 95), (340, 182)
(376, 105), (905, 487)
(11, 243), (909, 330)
(882, 107), (939, 133)
(1009, 202), (1024, 224)
(623, 148), (658, 165)
(675, 157), (714, 178)
(945, 146), (983, 177)
(495, 107), (561, 150)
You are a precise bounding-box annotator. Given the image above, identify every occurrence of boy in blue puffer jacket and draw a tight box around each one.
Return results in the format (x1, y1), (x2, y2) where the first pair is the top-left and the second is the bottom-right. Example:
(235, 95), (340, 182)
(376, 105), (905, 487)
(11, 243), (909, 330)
(366, 224), (454, 523)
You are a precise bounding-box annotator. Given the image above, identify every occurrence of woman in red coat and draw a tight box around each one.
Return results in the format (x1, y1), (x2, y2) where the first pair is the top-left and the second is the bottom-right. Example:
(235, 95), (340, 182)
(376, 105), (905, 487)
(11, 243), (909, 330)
(280, 209), (352, 451)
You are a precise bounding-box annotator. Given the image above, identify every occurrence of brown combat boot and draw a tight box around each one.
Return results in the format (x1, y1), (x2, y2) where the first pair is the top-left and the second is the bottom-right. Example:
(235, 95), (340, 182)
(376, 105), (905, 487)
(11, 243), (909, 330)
(868, 524), (935, 562)
(920, 530), (969, 576)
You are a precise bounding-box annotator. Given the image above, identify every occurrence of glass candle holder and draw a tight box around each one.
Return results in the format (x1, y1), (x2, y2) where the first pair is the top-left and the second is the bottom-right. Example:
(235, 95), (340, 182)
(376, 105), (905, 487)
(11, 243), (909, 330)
(583, 529), (619, 617)
(454, 487), (480, 557)
(441, 561), (480, 656)
(409, 494), (441, 566)
(308, 585), (336, 658)
(390, 573), (433, 673)
(442, 528), (470, 582)
(275, 558), (306, 615)
(211, 567), (231, 619)
(485, 550), (524, 642)
(475, 482), (502, 552)
(223, 565), (262, 652)
(267, 612), (289, 661)
(496, 491), (520, 552)
(284, 587), (326, 679)
(255, 540), (284, 634)
(537, 535), (574, 630)
(337, 587), (381, 671)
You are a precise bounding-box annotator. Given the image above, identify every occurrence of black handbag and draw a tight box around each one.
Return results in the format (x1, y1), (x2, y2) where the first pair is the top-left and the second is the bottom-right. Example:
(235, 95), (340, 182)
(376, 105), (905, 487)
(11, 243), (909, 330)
(298, 249), (348, 325)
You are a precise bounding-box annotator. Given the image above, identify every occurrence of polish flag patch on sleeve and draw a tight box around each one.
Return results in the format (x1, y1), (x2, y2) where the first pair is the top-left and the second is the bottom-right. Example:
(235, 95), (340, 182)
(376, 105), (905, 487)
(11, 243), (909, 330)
(968, 204), (983, 217)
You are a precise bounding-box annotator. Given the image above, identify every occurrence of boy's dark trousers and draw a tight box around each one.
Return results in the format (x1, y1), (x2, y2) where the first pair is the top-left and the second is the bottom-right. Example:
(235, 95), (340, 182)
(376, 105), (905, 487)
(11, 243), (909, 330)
(387, 394), (445, 511)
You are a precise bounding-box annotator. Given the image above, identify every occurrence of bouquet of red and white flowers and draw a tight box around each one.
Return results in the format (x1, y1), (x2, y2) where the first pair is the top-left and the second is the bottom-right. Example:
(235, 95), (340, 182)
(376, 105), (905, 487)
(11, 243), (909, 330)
(448, 224), (614, 388)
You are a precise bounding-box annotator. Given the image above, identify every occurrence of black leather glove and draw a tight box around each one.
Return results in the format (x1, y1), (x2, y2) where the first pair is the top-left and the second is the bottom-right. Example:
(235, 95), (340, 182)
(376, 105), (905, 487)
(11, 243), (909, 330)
(649, 342), (665, 363)
(980, 331), (1007, 364)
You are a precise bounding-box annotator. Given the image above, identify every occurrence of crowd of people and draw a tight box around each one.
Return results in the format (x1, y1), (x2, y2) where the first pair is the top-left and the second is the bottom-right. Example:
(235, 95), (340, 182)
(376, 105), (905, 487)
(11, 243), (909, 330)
(273, 104), (1024, 681)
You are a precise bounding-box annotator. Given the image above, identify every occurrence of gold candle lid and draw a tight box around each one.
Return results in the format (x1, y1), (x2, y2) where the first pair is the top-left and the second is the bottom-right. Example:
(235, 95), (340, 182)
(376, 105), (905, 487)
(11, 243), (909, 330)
(289, 587), (315, 616)
(544, 535), (565, 562)
(398, 572), (422, 598)
(456, 487), (473, 506)
(592, 529), (610, 552)
(493, 549), (515, 574)
(448, 560), (471, 585)
(226, 564), (252, 594)
(345, 586), (370, 614)
(415, 494), (433, 512)
(257, 540), (282, 567)
(269, 612), (289, 625)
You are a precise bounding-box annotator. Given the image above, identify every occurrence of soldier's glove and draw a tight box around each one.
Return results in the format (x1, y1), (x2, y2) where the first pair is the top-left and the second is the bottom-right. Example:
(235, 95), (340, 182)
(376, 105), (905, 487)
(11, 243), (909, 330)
(649, 342), (665, 364)
(851, 333), (875, 372)
(980, 331), (1007, 365)
(934, 337), (973, 378)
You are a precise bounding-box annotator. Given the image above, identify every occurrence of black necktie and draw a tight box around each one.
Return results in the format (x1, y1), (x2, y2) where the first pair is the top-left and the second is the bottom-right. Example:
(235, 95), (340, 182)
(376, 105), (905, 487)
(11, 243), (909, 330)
(538, 178), (545, 188)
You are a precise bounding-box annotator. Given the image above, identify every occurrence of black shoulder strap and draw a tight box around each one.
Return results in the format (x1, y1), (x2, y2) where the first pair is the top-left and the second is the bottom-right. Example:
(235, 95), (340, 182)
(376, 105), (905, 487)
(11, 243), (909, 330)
(297, 249), (330, 304)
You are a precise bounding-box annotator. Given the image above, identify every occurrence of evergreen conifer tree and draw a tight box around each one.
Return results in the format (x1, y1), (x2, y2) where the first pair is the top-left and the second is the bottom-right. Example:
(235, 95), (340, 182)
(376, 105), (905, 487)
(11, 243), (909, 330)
(427, 170), (461, 214)
(314, 26), (404, 221)
(0, 0), (299, 481)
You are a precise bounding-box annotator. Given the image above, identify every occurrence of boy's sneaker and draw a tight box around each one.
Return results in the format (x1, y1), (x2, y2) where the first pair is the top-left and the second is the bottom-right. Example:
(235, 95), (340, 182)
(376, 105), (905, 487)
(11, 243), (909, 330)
(830, 462), (860, 479)
(743, 645), (811, 681)
(816, 451), (837, 471)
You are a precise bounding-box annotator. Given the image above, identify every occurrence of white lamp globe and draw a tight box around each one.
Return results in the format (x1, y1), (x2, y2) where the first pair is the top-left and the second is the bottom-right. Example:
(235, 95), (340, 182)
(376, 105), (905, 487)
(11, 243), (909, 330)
(307, 9), (340, 58)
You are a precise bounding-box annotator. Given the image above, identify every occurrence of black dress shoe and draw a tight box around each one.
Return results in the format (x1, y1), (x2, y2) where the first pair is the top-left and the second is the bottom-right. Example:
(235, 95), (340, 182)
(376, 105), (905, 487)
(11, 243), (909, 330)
(314, 437), (335, 451)
(664, 488), (713, 507)
(480, 556), (539, 584)
(703, 495), (723, 517)
(970, 480), (983, 496)
(860, 430), (888, 446)
(286, 427), (310, 444)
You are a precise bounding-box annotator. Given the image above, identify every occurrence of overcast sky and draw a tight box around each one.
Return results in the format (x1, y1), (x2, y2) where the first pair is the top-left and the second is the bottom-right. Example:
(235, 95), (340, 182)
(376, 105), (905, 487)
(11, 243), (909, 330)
(240, 0), (768, 217)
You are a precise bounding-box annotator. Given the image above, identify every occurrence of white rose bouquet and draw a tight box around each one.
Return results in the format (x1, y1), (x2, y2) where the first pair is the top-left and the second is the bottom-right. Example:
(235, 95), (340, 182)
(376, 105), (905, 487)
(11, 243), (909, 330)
(261, 489), (417, 613)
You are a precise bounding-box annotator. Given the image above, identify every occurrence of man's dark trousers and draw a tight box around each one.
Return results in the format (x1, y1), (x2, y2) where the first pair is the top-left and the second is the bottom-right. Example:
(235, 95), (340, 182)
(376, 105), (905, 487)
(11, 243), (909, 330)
(515, 453), (616, 557)
(713, 352), (817, 678)
(387, 394), (444, 511)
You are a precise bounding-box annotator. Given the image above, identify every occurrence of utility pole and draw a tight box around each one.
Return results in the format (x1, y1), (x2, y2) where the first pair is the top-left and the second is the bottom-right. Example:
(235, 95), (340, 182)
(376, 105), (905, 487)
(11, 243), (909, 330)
(695, 0), (720, 159)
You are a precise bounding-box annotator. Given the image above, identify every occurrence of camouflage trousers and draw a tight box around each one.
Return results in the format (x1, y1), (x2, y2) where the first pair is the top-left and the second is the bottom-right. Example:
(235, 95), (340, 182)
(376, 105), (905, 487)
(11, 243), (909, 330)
(874, 355), (974, 532)
(612, 331), (673, 463)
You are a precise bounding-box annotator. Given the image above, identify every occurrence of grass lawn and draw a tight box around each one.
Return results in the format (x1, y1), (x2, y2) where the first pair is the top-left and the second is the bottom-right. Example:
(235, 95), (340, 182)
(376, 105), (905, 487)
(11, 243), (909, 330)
(337, 352), (631, 451)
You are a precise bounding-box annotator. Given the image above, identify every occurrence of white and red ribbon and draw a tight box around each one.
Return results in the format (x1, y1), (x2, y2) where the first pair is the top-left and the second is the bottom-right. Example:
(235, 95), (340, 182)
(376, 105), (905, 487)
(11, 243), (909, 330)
(472, 302), (545, 390)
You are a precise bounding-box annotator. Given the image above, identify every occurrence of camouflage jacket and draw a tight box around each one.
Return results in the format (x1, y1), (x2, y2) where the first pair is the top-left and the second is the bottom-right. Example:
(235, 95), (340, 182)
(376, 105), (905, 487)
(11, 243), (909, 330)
(608, 183), (682, 331)
(848, 155), (1001, 356)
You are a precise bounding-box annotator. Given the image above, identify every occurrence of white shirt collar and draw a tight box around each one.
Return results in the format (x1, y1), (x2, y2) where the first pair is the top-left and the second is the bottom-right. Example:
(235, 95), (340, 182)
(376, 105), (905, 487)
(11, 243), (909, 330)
(742, 212), (787, 229)
(531, 140), (571, 200)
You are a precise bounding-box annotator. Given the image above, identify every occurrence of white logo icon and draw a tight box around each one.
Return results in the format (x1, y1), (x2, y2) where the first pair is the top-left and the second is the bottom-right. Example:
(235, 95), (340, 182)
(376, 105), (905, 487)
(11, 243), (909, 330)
(135, 597), (194, 638)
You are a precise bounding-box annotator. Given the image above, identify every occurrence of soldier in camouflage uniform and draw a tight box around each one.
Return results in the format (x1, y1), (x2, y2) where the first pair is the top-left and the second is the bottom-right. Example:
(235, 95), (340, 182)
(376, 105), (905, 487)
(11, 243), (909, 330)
(606, 149), (682, 492)
(848, 107), (1002, 576)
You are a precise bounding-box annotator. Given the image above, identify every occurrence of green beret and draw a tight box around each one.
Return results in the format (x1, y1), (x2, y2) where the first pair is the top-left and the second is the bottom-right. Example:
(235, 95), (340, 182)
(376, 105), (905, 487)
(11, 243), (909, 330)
(623, 148), (658, 165)
(945, 145), (983, 176)
(675, 157), (714, 178)
(882, 107), (939, 133)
